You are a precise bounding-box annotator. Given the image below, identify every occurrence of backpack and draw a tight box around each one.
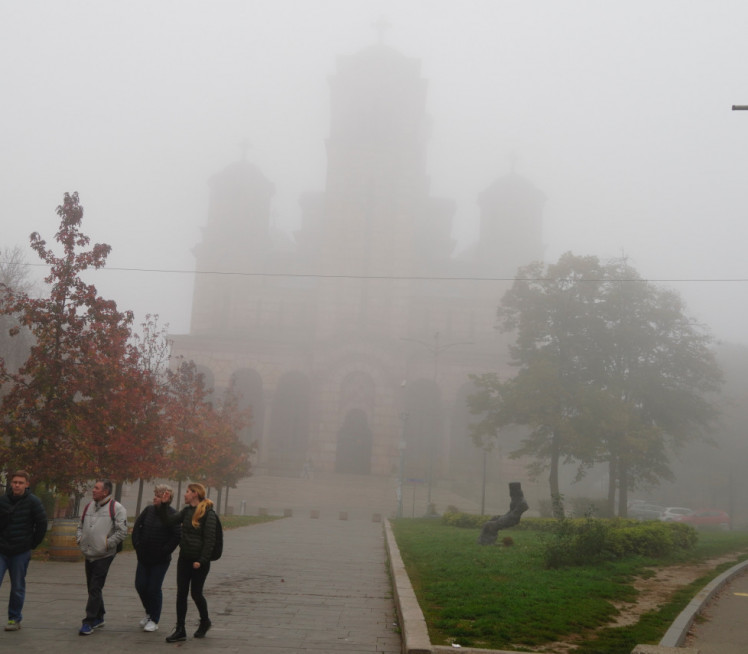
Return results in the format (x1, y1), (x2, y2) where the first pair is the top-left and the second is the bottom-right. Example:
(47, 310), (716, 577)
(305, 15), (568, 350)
(209, 510), (223, 561)
(81, 498), (125, 553)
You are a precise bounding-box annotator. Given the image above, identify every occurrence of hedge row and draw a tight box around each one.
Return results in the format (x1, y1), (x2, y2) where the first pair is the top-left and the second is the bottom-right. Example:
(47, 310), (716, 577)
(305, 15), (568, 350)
(441, 509), (698, 567)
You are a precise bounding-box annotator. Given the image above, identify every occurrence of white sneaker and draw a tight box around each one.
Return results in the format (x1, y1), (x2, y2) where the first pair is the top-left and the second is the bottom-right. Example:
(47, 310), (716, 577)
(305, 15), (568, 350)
(143, 620), (159, 632)
(139, 615), (151, 628)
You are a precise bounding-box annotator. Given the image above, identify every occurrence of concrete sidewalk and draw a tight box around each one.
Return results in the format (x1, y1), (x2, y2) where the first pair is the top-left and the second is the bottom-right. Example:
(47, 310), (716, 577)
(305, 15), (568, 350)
(0, 515), (402, 654)
(680, 564), (748, 654)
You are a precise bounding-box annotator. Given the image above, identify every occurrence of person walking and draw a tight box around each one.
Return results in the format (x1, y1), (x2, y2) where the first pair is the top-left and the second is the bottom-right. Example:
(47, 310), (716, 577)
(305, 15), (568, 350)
(131, 484), (181, 633)
(0, 470), (48, 631)
(76, 479), (127, 636)
(161, 483), (217, 642)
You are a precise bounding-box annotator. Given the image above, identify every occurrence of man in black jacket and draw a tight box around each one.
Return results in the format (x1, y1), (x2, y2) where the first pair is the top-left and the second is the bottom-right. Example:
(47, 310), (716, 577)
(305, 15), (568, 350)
(0, 470), (48, 631)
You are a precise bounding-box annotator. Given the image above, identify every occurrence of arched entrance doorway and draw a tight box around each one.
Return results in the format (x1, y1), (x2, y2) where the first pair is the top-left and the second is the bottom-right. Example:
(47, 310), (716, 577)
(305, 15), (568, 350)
(267, 372), (310, 476)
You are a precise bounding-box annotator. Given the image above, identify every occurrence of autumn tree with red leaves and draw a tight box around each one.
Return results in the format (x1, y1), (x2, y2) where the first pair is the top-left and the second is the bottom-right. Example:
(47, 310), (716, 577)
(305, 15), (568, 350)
(0, 192), (147, 492)
(203, 382), (253, 514)
(0, 193), (254, 508)
(127, 314), (173, 513)
(163, 361), (253, 513)
(163, 360), (216, 505)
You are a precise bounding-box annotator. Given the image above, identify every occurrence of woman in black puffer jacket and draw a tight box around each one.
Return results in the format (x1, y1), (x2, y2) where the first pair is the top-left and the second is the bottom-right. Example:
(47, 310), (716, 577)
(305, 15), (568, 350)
(131, 484), (181, 632)
(162, 483), (217, 643)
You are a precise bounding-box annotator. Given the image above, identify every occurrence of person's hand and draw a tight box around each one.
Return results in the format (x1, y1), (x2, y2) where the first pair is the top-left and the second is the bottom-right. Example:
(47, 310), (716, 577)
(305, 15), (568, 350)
(193, 561), (201, 569)
(153, 490), (171, 506)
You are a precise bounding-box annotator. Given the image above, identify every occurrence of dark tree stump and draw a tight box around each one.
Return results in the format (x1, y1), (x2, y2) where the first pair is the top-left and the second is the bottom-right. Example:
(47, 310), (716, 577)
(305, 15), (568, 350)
(477, 482), (529, 545)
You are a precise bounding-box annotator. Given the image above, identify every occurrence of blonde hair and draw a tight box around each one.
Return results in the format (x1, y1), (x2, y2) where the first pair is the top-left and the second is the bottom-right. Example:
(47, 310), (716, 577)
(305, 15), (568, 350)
(188, 483), (214, 527)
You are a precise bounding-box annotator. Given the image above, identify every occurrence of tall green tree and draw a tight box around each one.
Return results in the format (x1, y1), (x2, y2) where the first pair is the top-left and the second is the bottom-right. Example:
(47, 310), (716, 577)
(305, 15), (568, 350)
(470, 252), (723, 515)
(498, 253), (607, 515)
(593, 257), (723, 514)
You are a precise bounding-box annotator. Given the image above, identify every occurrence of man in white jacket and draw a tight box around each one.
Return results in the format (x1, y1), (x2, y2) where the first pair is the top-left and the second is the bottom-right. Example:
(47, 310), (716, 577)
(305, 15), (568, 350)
(76, 479), (128, 636)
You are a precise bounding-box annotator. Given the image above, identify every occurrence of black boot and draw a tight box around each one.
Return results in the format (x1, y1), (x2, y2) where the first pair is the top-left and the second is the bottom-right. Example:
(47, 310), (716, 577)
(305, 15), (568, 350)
(194, 619), (211, 638)
(165, 625), (186, 642)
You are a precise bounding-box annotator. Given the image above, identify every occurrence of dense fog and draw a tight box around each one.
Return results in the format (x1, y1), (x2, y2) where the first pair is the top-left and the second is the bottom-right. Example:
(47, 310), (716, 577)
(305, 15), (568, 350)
(3, 1), (748, 345)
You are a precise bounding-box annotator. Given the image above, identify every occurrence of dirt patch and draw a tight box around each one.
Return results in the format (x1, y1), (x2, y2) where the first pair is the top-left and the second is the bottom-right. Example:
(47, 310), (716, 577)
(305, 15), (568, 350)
(609, 553), (738, 627)
(521, 554), (740, 653)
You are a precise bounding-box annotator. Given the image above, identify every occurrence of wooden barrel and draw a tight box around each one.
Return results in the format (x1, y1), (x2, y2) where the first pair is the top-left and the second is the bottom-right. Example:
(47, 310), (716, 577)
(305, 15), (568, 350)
(49, 518), (83, 562)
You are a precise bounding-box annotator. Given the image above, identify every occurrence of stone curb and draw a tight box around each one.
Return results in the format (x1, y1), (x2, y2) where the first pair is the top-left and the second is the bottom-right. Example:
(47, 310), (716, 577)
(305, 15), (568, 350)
(384, 519), (518, 654)
(657, 558), (748, 649)
(384, 519), (748, 654)
(384, 519), (432, 654)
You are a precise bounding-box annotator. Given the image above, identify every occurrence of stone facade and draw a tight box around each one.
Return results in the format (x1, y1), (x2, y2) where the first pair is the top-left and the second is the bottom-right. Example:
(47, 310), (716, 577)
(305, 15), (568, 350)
(170, 42), (545, 499)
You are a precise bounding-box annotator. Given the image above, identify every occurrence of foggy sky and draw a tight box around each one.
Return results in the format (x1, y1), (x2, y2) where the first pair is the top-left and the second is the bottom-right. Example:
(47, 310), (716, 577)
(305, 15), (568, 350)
(3, 1), (748, 344)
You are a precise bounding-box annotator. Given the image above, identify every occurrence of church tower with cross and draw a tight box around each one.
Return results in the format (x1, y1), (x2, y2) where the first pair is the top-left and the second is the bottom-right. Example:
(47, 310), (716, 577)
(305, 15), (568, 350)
(171, 34), (545, 507)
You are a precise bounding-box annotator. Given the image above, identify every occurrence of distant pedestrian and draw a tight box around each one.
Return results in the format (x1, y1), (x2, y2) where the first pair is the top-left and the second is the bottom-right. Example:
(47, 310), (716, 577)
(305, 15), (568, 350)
(76, 479), (127, 636)
(301, 457), (314, 479)
(132, 484), (180, 632)
(161, 482), (217, 642)
(0, 470), (48, 631)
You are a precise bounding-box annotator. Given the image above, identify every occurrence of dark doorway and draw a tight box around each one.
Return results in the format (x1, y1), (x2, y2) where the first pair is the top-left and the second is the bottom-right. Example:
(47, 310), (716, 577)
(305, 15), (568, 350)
(335, 408), (373, 474)
(267, 372), (310, 476)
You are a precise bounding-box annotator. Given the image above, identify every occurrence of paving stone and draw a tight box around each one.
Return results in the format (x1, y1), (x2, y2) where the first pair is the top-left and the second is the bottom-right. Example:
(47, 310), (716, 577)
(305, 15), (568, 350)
(0, 515), (401, 654)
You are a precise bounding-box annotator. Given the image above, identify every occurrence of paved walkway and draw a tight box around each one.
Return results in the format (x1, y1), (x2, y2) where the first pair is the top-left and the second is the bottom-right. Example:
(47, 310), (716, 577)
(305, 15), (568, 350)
(682, 565), (748, 654)
(3, 471), (744, 654)
(0, 515), (401, 654)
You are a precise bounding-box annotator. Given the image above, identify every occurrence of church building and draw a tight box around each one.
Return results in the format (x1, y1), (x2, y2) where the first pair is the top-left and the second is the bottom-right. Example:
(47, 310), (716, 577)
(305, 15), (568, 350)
(169, 40), (545, 503)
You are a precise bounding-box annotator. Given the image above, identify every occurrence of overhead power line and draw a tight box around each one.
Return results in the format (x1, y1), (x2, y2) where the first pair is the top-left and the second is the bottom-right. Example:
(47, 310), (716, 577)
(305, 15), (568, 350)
(4, 260), (748, 284)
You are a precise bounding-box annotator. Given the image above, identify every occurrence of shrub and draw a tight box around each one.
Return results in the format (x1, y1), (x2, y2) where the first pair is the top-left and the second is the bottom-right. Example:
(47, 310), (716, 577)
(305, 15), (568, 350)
(441, 508), (491, 529)
(538, 496), (612, 519)
(517, 517), (564, 532)
(568, 496), (612, 519)
(543, 517), (698, 568)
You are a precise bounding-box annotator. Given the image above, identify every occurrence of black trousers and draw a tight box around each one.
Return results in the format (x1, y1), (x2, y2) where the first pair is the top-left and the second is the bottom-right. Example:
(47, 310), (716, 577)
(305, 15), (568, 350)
(175, 556), (210, 625)
(84, 556), (114, 624)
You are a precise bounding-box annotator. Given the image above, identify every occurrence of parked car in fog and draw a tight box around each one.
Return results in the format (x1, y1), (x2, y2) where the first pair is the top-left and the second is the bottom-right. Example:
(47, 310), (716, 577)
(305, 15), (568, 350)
(628, 503), (666, 521)
(659, 507), (693, 522)
(675, 509), (731, 530)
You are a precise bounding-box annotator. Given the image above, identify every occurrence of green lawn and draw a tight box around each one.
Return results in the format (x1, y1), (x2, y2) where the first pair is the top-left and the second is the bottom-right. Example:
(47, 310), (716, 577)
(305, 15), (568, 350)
(391, 518), (748, 653)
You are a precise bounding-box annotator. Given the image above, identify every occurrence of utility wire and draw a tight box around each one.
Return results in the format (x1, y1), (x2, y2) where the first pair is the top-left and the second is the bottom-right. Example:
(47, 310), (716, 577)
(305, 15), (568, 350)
(3, 260), (748, 284)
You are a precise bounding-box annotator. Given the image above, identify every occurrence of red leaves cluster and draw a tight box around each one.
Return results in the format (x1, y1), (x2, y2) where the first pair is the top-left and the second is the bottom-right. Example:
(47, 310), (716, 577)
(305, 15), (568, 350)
(164, 361), (253, 489)
(0, 193), (252, 494)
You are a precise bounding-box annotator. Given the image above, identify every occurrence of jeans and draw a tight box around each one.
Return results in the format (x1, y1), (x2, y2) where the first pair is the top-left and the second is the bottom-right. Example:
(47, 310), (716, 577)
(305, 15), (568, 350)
(134, 560), (170, 623)
(175, 556), (210, 626)
(0, 550), (31, 622)
(84, 556), (114, 624)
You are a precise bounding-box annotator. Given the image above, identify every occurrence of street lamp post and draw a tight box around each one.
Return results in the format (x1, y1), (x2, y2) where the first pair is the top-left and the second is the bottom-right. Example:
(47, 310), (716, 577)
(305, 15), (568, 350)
(397, 412), (408, 518)
(480, 448), (487, 516)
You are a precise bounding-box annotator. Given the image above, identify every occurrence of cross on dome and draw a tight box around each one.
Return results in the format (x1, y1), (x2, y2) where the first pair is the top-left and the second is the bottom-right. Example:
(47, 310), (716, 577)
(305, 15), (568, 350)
(374, 15), (391, 45)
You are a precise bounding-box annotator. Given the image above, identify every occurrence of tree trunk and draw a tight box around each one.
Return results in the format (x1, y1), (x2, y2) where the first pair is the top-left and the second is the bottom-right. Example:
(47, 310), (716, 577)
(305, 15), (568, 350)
(176, 480), (183, 510)
(617, 457), (629, 517)
(136, 478), (145, 516)
(72, 492), (83, 518)
(216, 486), (223, 515)
(114, 482), (123, 502)
(549, 430), (563, 518)
(607, 454), (618, 516)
